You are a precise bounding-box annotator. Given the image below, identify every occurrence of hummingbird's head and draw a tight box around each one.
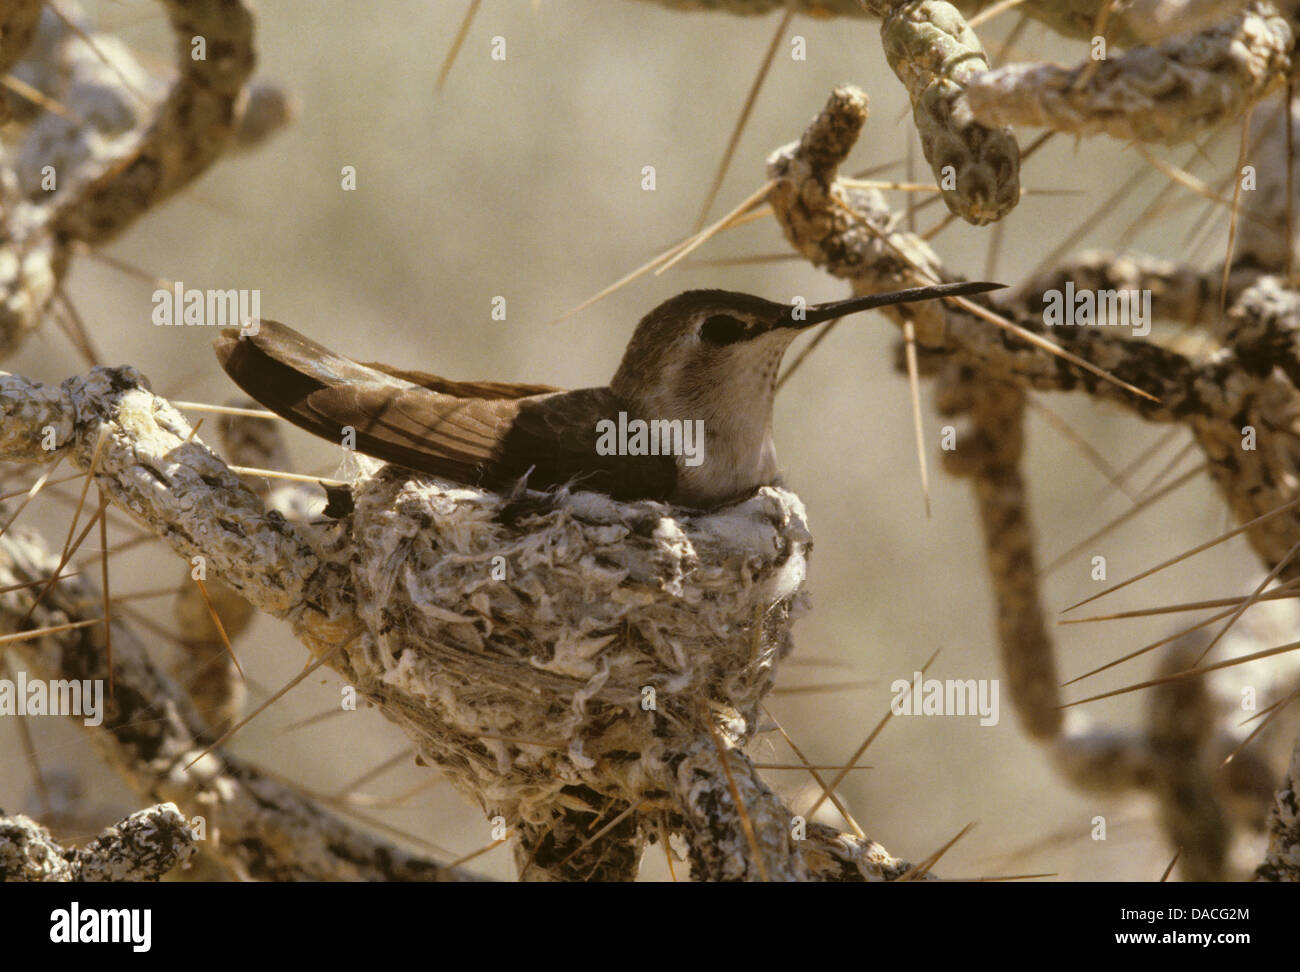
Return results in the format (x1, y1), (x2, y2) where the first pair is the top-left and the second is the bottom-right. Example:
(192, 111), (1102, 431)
(612, 289), (800, 408)
(611, 281), (1004, 414)
(608, 280), (1003, 507)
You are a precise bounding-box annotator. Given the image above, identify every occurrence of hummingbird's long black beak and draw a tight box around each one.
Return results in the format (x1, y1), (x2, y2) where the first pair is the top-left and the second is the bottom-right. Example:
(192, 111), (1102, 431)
(790, 280), (1006, 327)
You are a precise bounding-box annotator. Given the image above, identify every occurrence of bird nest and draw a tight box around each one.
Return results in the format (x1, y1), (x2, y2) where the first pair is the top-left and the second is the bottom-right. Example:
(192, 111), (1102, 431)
(335, 466), (813, 825)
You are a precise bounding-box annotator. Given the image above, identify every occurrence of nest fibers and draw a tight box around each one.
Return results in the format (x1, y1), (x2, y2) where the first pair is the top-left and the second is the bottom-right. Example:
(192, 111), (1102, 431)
(340, 467), (812, 825)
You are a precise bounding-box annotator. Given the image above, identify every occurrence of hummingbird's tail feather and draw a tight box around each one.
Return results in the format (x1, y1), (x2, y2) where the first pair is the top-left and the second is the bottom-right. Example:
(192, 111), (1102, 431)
(358, 363), (563, 401)
(216, 319), (406, 390)
(213, 320), (677, 500)
(215, 320), (522, 485)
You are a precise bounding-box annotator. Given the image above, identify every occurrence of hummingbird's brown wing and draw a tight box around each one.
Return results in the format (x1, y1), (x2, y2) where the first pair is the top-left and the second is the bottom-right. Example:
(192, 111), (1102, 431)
(501, 388), (677, 499)
(213, 320), (677, 500)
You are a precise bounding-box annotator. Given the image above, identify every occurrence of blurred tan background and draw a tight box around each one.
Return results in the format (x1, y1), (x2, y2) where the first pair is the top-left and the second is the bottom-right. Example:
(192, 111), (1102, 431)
(3, 0), (1291, 880)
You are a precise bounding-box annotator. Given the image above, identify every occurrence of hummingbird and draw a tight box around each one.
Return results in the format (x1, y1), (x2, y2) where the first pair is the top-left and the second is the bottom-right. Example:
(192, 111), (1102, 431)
(213, 280), (1002, 509)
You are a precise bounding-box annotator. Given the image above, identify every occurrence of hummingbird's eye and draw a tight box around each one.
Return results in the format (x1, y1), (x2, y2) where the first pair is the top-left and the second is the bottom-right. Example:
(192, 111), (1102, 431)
(699, 314), (747, 345)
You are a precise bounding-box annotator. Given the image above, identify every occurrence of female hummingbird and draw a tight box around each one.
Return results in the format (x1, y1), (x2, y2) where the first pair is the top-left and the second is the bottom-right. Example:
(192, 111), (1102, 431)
(214, 280), (1001, 509)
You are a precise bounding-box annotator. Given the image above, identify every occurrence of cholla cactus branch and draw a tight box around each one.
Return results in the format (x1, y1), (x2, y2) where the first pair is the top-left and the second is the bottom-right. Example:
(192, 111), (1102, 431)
(1147, 638), (1230, 881)
(167, 401), (287, 736)
(767, 87), (951, 340)
(882, 0), (1021, 223)
(770, 89), (1300, 573)
(768, 79), (1300, 875)
(640, 1), (1292, 219)
(0, 803), (196, 881)
(1238, 98), (1300, 272)
(0, 368), (327, 618)
(0, 510), (481, 881)
(1258, 731), (1300, 879)
(935, 368), (1062, 739)
(634, 0), (1254, 46)
(51, 0), (256, 243)
(1011, 252), (1219, 330)
(650, 734), (923, 880)
(966, 2), (1295, 145)
(1, 1), (279, 360)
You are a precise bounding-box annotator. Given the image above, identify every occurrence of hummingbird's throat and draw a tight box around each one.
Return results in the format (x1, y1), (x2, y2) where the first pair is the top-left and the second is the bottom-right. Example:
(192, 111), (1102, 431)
(669, 346), (786, 506)
(602, 329), (794, 506)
